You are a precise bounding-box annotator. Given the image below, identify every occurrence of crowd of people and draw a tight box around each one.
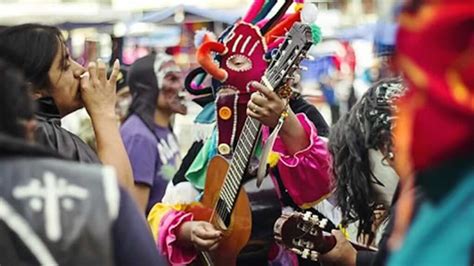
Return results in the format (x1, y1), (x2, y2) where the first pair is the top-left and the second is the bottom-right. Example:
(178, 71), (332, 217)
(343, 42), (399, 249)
(0, 0), (472, 265)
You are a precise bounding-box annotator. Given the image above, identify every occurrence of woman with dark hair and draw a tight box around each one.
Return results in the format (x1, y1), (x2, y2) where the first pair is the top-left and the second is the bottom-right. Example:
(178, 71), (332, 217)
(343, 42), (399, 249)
(329, 78), (405, 243)
(0, 24), (133, 189)
(316, 79), (406, 266)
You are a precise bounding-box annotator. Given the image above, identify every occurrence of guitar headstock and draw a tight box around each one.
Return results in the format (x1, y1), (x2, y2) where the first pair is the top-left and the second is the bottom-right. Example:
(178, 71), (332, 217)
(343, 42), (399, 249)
(274, 211), (335, 261)
(264, 22), (314, 94)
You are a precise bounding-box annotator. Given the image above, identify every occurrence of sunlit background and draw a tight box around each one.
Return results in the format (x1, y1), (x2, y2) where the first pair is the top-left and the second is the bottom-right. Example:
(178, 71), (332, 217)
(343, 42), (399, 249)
(0, 0), (399, 153)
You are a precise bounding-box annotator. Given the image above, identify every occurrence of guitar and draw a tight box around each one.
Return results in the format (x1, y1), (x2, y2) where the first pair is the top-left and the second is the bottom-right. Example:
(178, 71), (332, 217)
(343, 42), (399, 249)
(187, 22), (315, 266)
(274, 211), (378, 262)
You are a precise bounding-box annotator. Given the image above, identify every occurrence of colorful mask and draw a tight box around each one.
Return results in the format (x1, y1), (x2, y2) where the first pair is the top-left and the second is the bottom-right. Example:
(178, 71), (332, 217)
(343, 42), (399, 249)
(186, 0), (316, 155)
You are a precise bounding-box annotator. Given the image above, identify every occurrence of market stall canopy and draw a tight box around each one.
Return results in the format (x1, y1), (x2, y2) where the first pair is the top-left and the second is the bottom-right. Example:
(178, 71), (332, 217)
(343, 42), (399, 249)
(139, 4), (246, 24)
(0, 2), (131, 27)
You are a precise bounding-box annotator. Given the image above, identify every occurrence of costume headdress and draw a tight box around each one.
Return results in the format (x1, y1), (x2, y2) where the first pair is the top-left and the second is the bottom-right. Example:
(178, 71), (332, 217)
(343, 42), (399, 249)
(185, 0), (321, 155)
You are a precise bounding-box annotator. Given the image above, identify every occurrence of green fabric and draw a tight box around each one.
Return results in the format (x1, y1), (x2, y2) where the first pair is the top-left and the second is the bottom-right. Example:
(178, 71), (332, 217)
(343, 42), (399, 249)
(184, 128), (264, 190)
(253, 0), (277, 24)
(310, 24), (322, 44)
(185, 130), (216, 190)
(388, 161), (474, 266)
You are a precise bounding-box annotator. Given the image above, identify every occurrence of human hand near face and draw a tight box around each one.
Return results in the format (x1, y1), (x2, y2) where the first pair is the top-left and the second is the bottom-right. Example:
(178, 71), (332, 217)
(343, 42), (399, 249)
(177, 221), (223, 251)
(246, 81), (288, 128)
(319, 230), (357, 266)
(80, 59), (120, 119)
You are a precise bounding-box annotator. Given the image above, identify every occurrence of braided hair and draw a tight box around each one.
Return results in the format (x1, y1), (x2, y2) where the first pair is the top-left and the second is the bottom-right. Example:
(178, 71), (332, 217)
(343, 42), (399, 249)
(329, 78), (405, 242)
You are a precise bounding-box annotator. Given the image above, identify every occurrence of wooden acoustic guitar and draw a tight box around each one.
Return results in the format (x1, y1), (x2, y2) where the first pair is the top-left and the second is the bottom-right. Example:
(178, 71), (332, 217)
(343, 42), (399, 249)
(274, 211), (378, 262)
(187, 22), (315, 266)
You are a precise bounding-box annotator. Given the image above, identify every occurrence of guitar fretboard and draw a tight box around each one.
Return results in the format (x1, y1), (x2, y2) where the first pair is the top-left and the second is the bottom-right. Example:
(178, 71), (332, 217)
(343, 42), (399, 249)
(216, 116), (261, 223)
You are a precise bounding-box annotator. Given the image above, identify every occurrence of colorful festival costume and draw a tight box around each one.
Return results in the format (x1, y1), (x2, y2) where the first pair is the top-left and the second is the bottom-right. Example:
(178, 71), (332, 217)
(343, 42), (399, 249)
(389, 0), (474, 265)
(147, 1), (332, 264)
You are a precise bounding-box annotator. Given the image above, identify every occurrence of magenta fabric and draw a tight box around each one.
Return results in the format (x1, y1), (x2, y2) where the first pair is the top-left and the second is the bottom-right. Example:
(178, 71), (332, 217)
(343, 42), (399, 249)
(264, 113), (332, 206)
(158, 210), (196, 265)
(221, 22), (267, 94)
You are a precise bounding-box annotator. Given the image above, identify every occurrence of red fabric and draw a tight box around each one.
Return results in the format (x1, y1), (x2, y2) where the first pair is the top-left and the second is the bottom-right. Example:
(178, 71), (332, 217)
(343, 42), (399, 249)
(216, 93), (252, 150)
(395, 0), (474, 174)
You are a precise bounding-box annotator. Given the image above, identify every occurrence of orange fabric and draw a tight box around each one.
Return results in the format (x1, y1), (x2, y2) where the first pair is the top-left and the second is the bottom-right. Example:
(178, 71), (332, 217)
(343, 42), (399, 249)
(196, 41), (228, 82)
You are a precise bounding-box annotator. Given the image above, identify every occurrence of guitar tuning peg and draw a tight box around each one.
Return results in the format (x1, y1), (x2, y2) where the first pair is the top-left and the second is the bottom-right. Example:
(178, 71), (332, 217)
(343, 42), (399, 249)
(310, 251), (320, 261)
(319, 218), (328, 229)
(301, 248), (310, 259)
(303, 211), (312, 222)
(305, 55), (315, 61)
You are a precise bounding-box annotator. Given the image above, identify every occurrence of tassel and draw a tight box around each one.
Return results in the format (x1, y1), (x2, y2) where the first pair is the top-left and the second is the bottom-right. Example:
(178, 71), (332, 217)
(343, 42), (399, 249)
(310, 24), (322, 44)
(243, 0), (266, 23)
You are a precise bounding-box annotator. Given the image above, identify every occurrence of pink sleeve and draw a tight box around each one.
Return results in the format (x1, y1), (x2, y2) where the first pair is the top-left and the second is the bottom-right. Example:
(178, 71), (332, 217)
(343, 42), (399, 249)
(270, 113), (332, 207)
(158, 210), (197, 265)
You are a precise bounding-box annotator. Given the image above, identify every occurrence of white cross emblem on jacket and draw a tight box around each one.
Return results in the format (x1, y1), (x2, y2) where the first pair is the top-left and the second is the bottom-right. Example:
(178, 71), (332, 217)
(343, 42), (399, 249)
(13, 171), (89, 241)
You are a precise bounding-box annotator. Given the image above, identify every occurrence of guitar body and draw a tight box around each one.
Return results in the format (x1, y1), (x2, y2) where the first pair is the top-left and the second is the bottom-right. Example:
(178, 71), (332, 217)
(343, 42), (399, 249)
(188, 155), (252, 266)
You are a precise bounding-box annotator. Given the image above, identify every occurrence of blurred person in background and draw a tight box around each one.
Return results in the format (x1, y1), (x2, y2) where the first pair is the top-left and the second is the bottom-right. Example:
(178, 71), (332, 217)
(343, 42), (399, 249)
(0, 24), (134, 191)
(114, 67), (132, 124)
(120, 53), (188, 214)
(77, 66), (131, 151)
(354, 5), (401, 100)
(0, 59), (166, 265)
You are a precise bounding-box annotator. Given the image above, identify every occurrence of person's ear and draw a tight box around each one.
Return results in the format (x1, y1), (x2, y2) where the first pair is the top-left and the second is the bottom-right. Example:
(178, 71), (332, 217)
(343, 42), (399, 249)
(27, 82), (49, 100)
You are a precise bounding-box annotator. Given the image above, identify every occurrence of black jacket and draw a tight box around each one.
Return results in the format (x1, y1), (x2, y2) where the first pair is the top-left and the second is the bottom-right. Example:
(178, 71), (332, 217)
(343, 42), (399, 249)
(0, 133), (166, 265)
(34, 97), (100, 163)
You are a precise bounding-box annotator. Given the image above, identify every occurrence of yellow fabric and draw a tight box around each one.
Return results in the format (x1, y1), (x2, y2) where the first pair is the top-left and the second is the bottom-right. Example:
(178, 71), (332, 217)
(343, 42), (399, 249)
(298, 192), (331, 210)
(294, 3), (304, 12)
(338, 224), (350, 239)
(267, 151), (280, 168)
(147, 202), (200, 243)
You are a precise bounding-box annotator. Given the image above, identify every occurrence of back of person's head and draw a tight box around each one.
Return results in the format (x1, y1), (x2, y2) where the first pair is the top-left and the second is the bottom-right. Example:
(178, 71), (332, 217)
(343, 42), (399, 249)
(0, 59), (34, 139)
(329, 78), (406, 241)
(0, 24), (64, 91)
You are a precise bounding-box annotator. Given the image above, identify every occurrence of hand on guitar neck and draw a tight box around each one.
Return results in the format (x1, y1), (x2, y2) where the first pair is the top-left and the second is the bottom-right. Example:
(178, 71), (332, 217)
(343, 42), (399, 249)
(247, 81), (310, 155)
(177, 221), (223, 251)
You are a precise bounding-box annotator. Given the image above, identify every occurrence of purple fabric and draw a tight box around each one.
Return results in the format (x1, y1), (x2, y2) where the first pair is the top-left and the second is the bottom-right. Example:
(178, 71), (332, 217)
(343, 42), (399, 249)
(121, 114), (181, 214)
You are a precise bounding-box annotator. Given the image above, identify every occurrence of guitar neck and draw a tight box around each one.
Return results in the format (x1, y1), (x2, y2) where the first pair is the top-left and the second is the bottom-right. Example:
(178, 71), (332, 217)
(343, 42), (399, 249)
(214, 22), (314, 226)
(215, 74), (279, 224)
(215, 111), (262, 225)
